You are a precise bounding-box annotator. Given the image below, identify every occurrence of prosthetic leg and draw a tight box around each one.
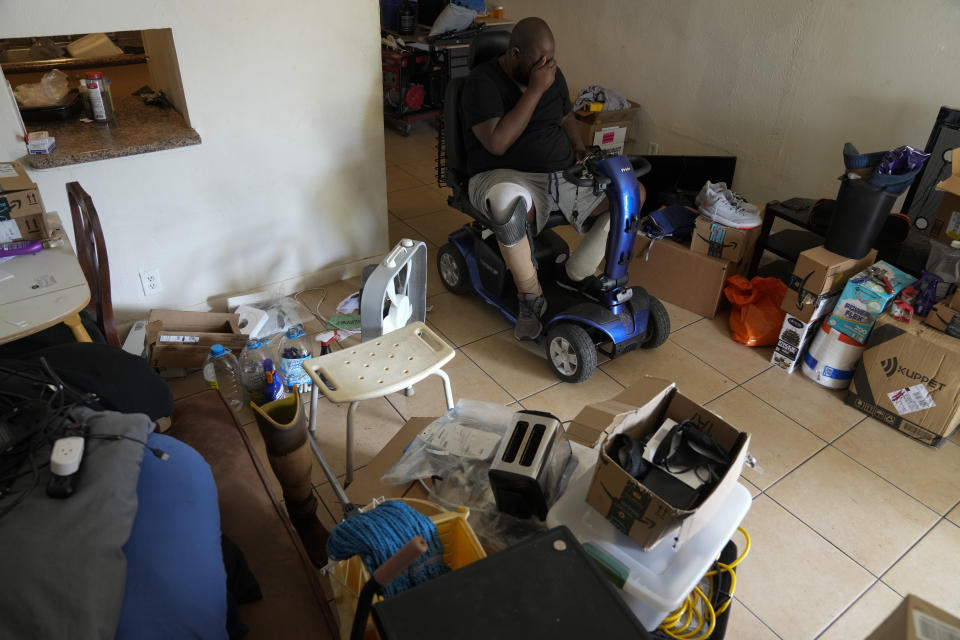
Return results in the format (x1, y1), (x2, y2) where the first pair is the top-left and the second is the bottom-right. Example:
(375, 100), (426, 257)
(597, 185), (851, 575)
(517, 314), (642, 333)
(250, 389), (329, 566)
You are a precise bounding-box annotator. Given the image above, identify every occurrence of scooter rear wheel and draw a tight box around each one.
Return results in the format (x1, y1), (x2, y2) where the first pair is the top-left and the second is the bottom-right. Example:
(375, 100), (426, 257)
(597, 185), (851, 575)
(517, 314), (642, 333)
(437, 243), (471, 294)
(546, 323), (597, 383)
(642, 297), (671, 349)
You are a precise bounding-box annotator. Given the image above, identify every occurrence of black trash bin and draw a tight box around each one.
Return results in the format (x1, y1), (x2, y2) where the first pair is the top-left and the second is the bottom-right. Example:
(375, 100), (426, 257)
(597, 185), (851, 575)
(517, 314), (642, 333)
(825, 178), (898, 259)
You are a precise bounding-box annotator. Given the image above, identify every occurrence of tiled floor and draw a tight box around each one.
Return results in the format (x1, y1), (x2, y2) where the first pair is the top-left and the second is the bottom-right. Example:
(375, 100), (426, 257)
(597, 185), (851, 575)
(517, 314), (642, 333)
(168, 123), (960, 639)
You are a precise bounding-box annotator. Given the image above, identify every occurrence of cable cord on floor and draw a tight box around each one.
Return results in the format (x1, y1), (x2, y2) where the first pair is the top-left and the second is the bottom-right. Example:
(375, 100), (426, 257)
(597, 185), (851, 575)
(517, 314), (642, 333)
(657, 527), (752, 640)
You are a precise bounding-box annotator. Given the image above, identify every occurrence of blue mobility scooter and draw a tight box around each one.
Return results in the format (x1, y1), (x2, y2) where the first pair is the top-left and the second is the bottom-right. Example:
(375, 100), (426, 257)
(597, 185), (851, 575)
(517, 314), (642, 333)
(436, 30), (669, 383)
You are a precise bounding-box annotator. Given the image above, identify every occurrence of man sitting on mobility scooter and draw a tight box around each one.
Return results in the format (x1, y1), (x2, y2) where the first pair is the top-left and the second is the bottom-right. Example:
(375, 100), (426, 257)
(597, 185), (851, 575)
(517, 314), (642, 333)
(462, 17), (641, 340)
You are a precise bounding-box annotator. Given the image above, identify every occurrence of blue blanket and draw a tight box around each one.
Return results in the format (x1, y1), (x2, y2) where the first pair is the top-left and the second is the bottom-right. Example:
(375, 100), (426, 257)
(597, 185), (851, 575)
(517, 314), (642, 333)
(115, 433), (227, 640)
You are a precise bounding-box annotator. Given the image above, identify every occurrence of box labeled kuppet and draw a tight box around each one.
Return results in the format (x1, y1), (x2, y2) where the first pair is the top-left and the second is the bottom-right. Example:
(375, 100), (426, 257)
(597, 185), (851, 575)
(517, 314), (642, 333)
(0, 161), (47, 241)
(690, 216), (763, 265)
(847, 314), (960, 446)
(146, 309), (248, 369)
(569, 378), (750, 550)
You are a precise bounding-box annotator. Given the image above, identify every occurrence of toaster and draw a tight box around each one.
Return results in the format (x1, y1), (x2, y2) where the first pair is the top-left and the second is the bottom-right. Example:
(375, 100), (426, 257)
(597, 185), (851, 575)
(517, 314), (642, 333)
(488, 410), (572, 521)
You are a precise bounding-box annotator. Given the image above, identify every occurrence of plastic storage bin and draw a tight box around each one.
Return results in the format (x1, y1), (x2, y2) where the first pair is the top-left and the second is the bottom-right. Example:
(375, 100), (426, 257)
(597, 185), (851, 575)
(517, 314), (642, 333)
(327, 498), (486, 639)
(546, 443), (751, 632)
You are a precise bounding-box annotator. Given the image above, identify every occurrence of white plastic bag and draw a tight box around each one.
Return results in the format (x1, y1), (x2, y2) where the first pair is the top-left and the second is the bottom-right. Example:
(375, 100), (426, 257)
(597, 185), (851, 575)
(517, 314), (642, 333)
(14, 69), (70, 107)
(428, 4), (477, 37)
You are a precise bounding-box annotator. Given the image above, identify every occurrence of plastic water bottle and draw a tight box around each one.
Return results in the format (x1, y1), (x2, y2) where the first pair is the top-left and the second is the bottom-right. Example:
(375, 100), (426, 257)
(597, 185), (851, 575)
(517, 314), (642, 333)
(239, 338), (268, 406)
(202, 344), (246, 413)
(262, 358), (284, 403)
(278, 325), (313, 393)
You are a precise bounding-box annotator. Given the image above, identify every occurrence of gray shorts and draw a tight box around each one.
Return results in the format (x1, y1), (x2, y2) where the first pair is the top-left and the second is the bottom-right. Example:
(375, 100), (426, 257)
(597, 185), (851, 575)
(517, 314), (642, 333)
(468, 168), (606, 234)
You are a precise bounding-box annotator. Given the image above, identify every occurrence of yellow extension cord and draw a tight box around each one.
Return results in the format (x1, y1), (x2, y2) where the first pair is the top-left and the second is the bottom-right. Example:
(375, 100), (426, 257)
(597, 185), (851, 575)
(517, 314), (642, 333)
(657, 527), (752, 640)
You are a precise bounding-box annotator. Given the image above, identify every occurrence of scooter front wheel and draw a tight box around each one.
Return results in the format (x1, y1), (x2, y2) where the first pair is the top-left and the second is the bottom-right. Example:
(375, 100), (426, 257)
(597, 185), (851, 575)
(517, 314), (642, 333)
(545, 323), (597, 383)
(642, 297), (671, 349)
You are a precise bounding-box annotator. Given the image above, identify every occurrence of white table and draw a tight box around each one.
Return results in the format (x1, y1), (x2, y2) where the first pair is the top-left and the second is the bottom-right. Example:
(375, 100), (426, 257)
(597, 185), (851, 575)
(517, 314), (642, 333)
(0, 212), (91, 344)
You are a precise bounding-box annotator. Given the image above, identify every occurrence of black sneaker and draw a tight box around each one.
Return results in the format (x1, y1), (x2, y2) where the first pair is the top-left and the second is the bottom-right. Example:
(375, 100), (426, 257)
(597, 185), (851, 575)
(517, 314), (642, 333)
(515, 293), (547, 340)
(556, 266), (602, 301)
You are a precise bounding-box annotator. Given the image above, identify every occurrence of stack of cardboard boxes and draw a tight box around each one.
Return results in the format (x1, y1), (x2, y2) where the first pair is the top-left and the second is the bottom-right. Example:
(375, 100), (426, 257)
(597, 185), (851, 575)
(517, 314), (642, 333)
(574, 100), (640, 156)
(629, 211), (763, 318)
(0, 161), (49, 242)
(772, 246), (877, 373)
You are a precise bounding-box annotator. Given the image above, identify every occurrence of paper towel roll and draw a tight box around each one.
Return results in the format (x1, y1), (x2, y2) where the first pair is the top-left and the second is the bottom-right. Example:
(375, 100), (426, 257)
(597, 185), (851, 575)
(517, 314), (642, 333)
(801, 322), (866, 389)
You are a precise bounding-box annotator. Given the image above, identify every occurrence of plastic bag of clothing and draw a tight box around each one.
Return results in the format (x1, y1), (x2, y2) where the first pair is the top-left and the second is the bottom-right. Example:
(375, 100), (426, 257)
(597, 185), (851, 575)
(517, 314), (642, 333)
(724, 275), (787, 347)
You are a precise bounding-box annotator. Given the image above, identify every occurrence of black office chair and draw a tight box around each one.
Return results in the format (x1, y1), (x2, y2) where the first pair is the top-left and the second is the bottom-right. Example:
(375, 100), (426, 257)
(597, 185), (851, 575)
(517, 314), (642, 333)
(439, 29), (569, 230)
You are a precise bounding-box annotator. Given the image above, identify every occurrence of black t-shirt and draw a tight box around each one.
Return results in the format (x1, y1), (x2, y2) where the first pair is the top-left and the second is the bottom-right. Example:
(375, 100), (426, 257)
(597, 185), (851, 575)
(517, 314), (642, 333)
(461, 59), (575, 176)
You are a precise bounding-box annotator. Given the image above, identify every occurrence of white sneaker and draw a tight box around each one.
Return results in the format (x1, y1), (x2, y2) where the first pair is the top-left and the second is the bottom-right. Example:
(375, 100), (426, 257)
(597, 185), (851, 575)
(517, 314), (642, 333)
(696, 181), (762, 229)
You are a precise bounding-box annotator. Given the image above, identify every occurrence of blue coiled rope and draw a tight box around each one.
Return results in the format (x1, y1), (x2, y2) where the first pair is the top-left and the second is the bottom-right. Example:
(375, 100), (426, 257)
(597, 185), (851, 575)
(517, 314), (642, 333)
(327, 501), (450, 598)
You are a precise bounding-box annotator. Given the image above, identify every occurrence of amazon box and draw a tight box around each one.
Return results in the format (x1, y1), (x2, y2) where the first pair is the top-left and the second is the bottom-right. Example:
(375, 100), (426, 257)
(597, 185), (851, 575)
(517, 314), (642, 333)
(0, 161), (47, 241)
(146, 309), (248, 369)
(923, 301), (960, 333)
(866, 594), (960, 640)
(690, 217), (762, 265)
(787, 245), (878, 298)
(630, 236), (735, 318)
(572, 378), (750, 550)
(847, 314), (960, 446)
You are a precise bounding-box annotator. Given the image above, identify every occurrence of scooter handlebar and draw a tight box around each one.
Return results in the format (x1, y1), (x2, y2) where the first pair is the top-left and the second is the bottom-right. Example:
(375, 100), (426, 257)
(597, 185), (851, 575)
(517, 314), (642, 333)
(627, 155), (652, 179)
(562, 162), (601, 188)
(563, 154), (650, 189)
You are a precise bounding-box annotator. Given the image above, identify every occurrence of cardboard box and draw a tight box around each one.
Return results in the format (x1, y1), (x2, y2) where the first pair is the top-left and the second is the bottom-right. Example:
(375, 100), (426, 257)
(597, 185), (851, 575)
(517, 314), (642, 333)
(847, 313), (960, 446)
(931, 148), (960, 246)
(0, 161), (47, 241)
(575, 100), (640, 153)
(146, 309), (248, 369)
(780, 288), (840, 324)
(630, 237), (734, 318)
(771, 312), (830, 373)
(924, 301), (960, 333)
(690, 216), (763, 264)
(787, 245), (878, 298)
(866, 594), (960, 640)
(587, 125), (627, 154)
(570, 378), (750, 550)
(827, 260), (914, 343)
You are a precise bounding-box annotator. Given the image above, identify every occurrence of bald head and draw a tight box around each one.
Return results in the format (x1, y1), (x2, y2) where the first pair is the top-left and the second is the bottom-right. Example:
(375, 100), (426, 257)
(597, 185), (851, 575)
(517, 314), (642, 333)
(502, 17), (556, 86)
(509, 17), (554, 52)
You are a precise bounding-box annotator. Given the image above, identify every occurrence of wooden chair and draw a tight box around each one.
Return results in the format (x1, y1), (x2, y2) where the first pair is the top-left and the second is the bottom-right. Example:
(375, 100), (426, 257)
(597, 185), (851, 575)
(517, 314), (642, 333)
(66, 182), (120, 347)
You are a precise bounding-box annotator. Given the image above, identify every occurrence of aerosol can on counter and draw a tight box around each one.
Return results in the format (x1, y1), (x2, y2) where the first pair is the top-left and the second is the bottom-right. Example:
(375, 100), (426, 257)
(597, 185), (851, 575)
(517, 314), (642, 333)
(278, 325), (312, 393)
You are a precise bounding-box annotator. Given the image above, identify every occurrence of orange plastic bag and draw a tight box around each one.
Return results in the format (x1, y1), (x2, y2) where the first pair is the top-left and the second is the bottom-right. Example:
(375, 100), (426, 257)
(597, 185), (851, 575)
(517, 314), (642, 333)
(723, 275), (787, 347)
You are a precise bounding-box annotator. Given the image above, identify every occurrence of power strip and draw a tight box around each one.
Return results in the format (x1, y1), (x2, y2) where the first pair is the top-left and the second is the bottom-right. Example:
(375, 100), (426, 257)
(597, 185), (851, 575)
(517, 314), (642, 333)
(47, 435), (84, 498)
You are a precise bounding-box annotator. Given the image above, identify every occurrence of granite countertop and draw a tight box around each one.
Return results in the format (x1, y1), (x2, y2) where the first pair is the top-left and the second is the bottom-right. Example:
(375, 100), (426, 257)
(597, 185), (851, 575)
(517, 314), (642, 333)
(24, 94), (201, 169)
(1, 53), (147, 74)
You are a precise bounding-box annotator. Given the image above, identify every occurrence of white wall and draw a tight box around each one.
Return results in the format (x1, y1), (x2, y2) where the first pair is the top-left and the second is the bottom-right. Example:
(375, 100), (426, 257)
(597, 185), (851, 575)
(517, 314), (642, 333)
(508, 0), (960, 205)
(0, 0), (388, 328)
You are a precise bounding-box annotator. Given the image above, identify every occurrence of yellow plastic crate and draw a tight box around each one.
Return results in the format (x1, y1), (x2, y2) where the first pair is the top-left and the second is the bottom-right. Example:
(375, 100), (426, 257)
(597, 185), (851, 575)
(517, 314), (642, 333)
(327, 498), (486, 639)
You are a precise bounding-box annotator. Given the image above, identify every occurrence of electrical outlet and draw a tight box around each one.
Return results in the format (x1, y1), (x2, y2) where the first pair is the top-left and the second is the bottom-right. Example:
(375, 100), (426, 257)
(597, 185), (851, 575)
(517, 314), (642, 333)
(139, 268), (162, 296)
(648, 141), (661, 155)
